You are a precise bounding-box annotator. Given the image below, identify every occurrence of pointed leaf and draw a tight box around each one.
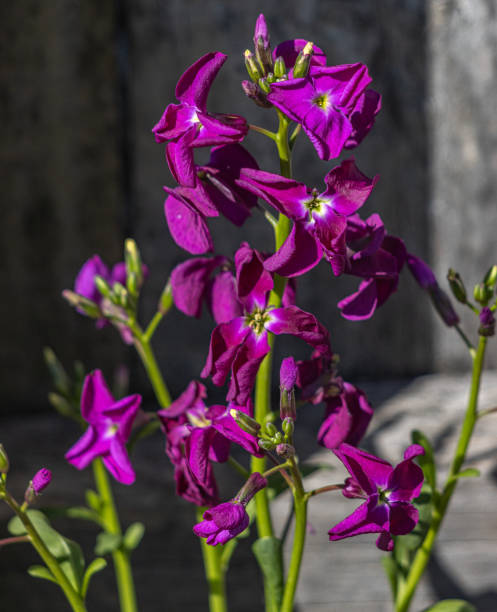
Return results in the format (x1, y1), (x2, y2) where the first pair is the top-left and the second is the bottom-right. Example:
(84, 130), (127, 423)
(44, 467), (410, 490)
(123, 522), (145, 551)
(94, 532), (122, 556)
(252, 537), (284, 609)
(411, 430), (437, 491)
(42, 505), (101, 525)
(43, 347), (71, 396)
(85, 489), (102, 513)
(421, 600), (476, 612)
(27, 565), (58, 584)
(81, 558), (107, 598)
(447, 468), (480, 486)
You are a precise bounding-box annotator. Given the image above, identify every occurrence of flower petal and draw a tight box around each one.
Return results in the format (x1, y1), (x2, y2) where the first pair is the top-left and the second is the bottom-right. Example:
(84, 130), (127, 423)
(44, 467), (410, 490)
(175, 52), (227, 110)
(334, 443), (393, 494)
(264, 222), (322, 278)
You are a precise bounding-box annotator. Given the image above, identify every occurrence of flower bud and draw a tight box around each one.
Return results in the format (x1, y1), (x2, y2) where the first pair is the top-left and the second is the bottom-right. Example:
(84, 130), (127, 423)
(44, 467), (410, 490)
(266, 72), (276, 84)
(230, 408), (261, 436)
(479, 307), (495, 337)
(429, 286), (460, 327)
(25, 468), (52, 503)
(484, 265), (497, 288)
(159, 279), (173, 315)
(447, 269), (467, 304)
(282, 417), (294, 437)
(253, 14), (272, 74)
(293, 41), (314, 78)
(264, 422), (277, 437)
(235, 472), (268, 506)
(275, 443), (295, 459)
(258, 78), (271, 95)
(0, 444), (9, 474)
(112, 282), (129, 308)
(258, 439), (276, 452)
(244, 49), (262, 82)
(124, 238), (143, 287)
(342, 477), (364, 499)
(62, 290), (102, 319)
(274, 56), (287, 79)
(273, 431), (284, 444)
(241, 80), (272, 108)
(95, 275), (113, 300)
(473, 282), (493, 306)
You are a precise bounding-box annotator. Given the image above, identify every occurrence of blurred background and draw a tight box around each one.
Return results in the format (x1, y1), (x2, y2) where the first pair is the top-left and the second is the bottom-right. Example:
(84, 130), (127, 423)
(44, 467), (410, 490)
(1, 0), (497, 610)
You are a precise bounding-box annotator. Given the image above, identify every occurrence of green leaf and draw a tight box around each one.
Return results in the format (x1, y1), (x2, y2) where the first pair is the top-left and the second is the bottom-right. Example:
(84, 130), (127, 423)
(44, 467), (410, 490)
(42, 505), (101, 525)
(411, 430), (437, 491)
(252, 537), (284, 609)
(123, 522), (145, 551)
(81, 558), (107, 598)
(28, 565), (58, 584)
(85, 489), (102, 513)
(421, 599), (476, 612)
(43, 347), (71, 396)
(447, 468), (480, 486)
(94, 532), (122, 556)
(8, 510), (85, 591)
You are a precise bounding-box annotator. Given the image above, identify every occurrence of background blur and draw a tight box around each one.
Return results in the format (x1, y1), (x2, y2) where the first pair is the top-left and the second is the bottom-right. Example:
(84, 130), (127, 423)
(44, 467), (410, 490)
(2, 0), (496, 412)
(2, 1), (497, 611)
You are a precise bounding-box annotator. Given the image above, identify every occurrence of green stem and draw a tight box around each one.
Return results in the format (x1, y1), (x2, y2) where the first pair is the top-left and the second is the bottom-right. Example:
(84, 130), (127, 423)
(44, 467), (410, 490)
(196, 508), (227, 612)
(143, 311), (164, 342)
(93, 459), (137, 612)
(3, 492), (87, 612)
(280, 458), (307, 612)
(249, 124), (276, 140)
(395, 335), (488, 612)
(130, 321), (171, 409)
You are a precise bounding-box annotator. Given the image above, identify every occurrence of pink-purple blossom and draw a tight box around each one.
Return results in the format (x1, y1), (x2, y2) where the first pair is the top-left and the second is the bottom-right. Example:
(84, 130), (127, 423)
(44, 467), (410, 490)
(31, 468), (52, 495)
(201, 244), (331, 404)
(240, 159), (377, 277)
(328, 443), (425, 551)
(267, 63), (380, 160)
(193, 472), (267, 545)
(65, 370), (141, 485)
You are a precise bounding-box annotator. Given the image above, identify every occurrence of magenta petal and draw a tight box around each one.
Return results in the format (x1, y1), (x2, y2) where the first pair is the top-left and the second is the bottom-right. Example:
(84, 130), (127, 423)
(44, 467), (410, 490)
(201, 318), (249, 385)
(152, 103), (195, 143)
(323, 158), (378, 216)
(164, 192), (213, 254)
(74, 256), (109, 304)
(334, 443), (393, 495)
(65, 427), (101, 469)
(376, 532), (394, 551)
(266, 306), (331, 358)
(311, 64), (372, 112)
(302, 105), (352, 161)
(235, 243), (273, 310)
(328, 497), (388, 541)
(226, 331), (271, 405)
(81, 370), (115, 422)
(105, 437), (135, 485)
(264, 222), (322, 278)
(345, 89), (382, 149)
(208, 269), (243, 324)
(175, 52), (227, 110)
(166, 127), (197, 187)
(159, 381), (207, 420)
(338, 278), (378, 321)
(194, 112), (248, 147)
(273, 39), (327, 70)
(212, 408), (264, 457)
(388, 502), (419, 536)
(103, 394), (142, 440)
(186, 427), (216, 484)
(388, 456), (424, 502)
(171, 256), (223, 318)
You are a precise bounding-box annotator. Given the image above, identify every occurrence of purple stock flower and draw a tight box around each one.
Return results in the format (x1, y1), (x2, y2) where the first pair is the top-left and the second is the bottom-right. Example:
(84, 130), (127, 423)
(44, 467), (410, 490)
(280, 356), (298, 391)
(296, 351), (343, 404)
(153, 53), (248, 187)
(268, 63), (381, 160)
(32, 468), (52, 495)
(317, 382), (373, 450)
(202, 243), (331, 405)
(337, 214), (407, 320)
(164, 144), (260, 254)
(158, 381), (263, 507)
(240, 159), (377, 277)
(194, 472), (267, 545)
(328, 443), (425, 551)
(65, 370), (141, 485)
(407, 254), (460, 327)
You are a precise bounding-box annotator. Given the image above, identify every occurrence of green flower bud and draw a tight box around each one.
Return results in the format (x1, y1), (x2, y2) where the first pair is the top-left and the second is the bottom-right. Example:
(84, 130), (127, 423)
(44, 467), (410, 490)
(62, 290), (102, 319)
(124, 238), (143, 285)
(0, 444), (9, 473)
(112, 282), (129, 308)
(282, 417), (294, 437)
(230, 408), (261, 436)
(95, 275), (112, 300)
(159, 280), (173, 315)
(244, 50), (262, 82)
(258, 439), (276, 452)
(264, 422), (277, 437)
(293, 41), (314, 78)
(258, 78), (271, 94)
(473, 282), (493, 306)
(273, 431), (284, 445)
(483, 265), (497, 288)
(274, 56), (287, 79)
(447, 269), (467, 304)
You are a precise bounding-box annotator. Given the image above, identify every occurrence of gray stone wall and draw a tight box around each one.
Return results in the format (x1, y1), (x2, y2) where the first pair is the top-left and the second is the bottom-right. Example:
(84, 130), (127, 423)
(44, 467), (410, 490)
(1, 0), (496, 409)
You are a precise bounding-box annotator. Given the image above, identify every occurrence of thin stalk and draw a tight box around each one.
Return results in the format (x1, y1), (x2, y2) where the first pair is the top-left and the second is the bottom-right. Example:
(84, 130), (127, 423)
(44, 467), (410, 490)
(93, 459), (137, 612)
(454, 324), (476, 357)
(2, 492), (87, 612)
(249, 124), (276, 140)
(227, 456), (250, 479)
(280, 458), (307, 612)
(305, 484), (344, 500)
(196, 507), (227, 612)
(395, 336), (488, 612)
(143, 310), (164, 342)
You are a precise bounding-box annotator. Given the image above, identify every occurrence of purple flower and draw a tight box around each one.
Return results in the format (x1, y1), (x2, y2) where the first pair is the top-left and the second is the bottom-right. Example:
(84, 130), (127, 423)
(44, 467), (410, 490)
(296, 351), (343, 404)
(317, 383), (373, 450)
(268, 63), (381, 160)
(407, 254), (460, 327)
(194, 472), (267, 545)
(153, 53), (248, 183)
(280, 356), (298, 391)
(164, 144), (259, 254)
(337, 214), (407, 320)
(158, 381), (263, 507)
(479, 306), (495, 337)
(328, 443), (425, 551)
(65, 370), (141, 485)
(201, 244), (331, 405)
(32, 468), (52, 494)
(240, 159), (377, 277)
